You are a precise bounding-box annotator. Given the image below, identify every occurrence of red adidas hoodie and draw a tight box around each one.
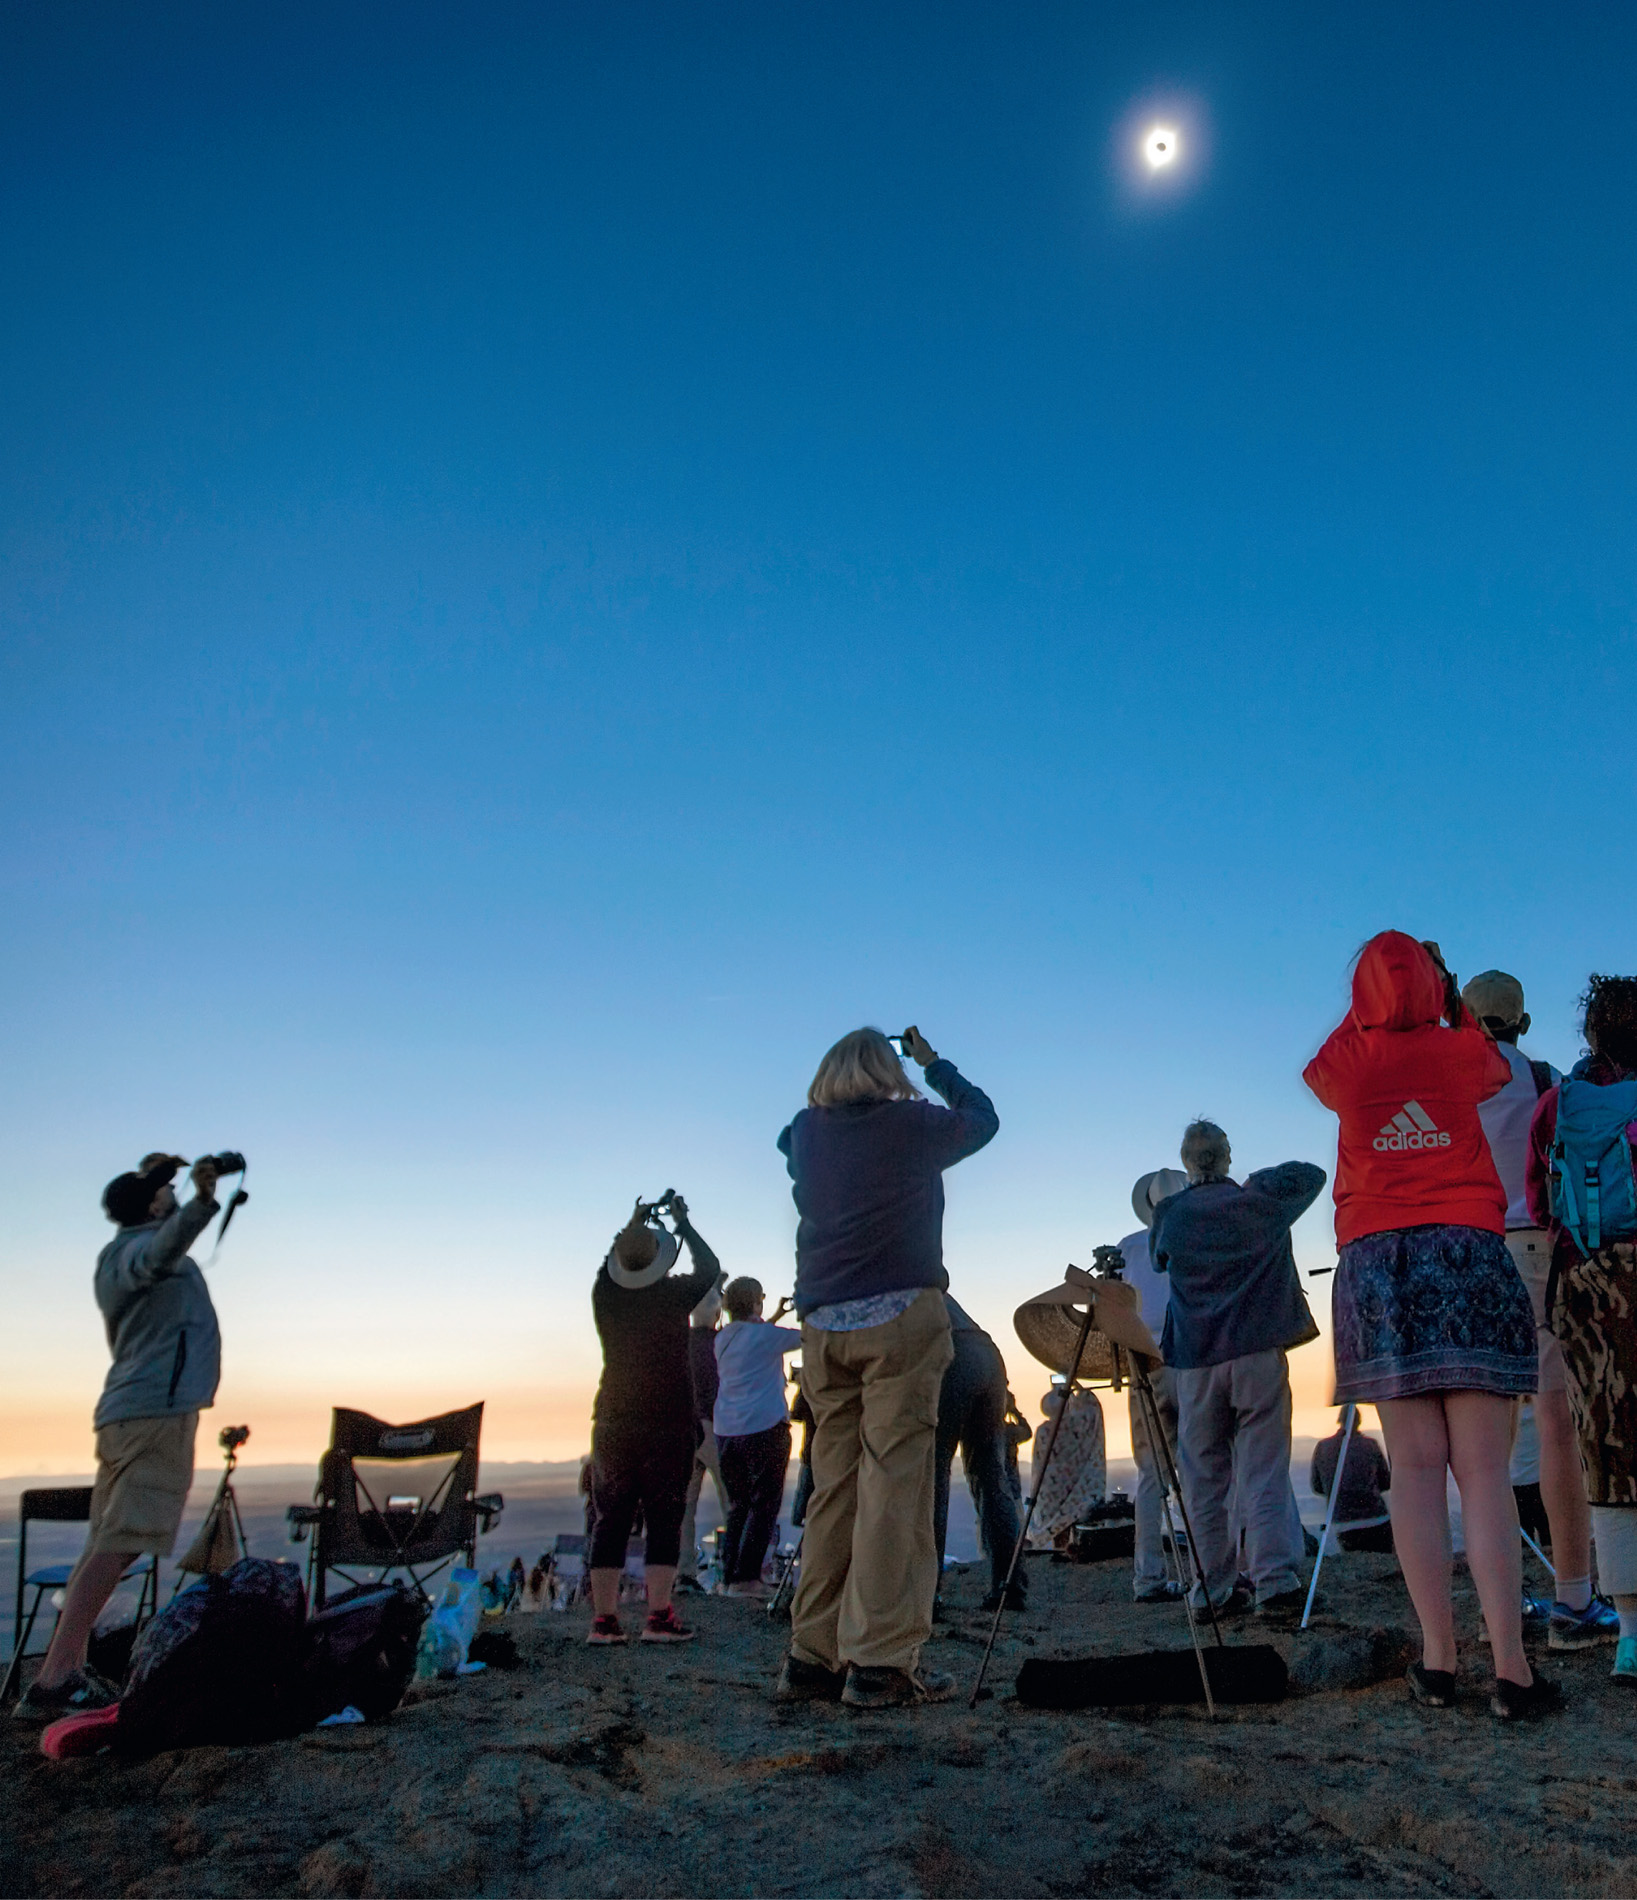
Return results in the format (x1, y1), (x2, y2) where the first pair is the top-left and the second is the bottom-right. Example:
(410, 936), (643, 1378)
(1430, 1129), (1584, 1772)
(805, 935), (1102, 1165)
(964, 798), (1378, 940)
(1303, 932), (1510, 1247)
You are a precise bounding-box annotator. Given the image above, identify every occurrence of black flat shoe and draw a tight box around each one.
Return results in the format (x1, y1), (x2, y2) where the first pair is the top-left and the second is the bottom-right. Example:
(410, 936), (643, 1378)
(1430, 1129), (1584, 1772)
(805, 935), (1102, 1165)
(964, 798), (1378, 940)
(1490, 1672), (1565, 1721)
(1406, 1661), (1455, 1707)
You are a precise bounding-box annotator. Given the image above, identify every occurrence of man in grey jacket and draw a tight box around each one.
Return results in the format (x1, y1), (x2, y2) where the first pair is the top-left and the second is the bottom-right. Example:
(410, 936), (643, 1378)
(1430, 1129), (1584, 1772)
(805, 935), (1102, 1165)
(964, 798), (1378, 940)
(1148, 1121), (1324, 1620)
(15, 1154), (223, 1722)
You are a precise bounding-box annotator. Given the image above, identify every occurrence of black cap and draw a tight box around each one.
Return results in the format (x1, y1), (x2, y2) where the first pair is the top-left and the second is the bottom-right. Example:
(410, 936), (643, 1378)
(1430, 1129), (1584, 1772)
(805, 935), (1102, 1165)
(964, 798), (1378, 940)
(102, 1158), (181, 1227)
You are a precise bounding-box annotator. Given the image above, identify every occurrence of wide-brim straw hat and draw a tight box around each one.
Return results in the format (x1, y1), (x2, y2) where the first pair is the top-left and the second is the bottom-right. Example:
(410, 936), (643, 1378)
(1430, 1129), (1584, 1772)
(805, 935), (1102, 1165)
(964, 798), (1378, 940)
(605, 1224), (681, 1290)
(1013, 1271), (1163, 1382)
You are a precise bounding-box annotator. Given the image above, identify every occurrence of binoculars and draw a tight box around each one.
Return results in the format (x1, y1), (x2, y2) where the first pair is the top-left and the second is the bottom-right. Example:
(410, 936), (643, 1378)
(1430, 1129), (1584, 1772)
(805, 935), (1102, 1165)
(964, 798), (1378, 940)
(637, 1188), (678, 1221)
(198, 1152), (247, 1175)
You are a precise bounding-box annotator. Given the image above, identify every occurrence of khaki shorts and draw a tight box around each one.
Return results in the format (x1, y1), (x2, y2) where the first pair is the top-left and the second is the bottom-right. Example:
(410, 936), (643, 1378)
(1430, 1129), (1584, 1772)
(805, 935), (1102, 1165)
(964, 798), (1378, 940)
(1506, 1231), (1565, 1396)
(83, 1412), (199, 1556)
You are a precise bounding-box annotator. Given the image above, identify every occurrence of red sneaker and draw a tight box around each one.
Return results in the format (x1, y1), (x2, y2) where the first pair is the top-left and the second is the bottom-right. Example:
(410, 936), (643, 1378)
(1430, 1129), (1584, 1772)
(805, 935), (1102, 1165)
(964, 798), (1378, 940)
(586, 1614), (627, 1646)
(640, 1604), (696, 1644)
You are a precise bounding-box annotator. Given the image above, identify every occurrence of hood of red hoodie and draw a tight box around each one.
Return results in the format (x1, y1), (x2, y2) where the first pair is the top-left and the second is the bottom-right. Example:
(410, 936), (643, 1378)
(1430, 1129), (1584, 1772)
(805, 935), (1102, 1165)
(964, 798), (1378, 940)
(1350, 931), (1445, 1032)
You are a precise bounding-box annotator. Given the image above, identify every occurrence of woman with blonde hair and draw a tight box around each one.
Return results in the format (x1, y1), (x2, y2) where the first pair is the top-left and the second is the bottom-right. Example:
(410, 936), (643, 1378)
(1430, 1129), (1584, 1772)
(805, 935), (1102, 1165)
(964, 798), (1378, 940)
(773, 1025), (998, 1709)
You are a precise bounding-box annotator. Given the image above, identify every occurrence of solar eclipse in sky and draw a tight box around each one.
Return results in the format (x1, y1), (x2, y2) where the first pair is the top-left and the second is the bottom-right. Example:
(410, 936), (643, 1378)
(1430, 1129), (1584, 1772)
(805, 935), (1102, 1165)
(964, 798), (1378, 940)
(1113, 96), (1207, 204)
(1143, 125), (1179, 169)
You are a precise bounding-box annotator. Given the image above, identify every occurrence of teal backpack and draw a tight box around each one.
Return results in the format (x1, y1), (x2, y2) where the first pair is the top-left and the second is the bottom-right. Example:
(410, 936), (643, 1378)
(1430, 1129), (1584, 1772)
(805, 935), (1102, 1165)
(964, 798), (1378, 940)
(1550, 1073), (1637, 1256)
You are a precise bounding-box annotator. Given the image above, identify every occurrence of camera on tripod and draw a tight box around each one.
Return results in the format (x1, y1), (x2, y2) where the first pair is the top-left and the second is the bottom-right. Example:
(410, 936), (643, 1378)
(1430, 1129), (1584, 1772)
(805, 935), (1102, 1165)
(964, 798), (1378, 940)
(219, 1424), (250, 1454)
(1087, 1243), (1127, 1279)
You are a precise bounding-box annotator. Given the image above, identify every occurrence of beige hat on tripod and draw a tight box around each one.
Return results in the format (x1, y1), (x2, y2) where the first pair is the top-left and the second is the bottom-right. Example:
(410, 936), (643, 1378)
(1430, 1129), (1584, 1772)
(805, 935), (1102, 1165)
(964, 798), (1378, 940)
(1013, 1269), (1163, 1381)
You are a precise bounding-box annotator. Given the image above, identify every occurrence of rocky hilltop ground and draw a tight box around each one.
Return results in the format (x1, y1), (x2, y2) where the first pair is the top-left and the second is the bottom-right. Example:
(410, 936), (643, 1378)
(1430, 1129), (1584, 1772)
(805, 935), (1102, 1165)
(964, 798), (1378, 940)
(5, 1549), (1636, 1898)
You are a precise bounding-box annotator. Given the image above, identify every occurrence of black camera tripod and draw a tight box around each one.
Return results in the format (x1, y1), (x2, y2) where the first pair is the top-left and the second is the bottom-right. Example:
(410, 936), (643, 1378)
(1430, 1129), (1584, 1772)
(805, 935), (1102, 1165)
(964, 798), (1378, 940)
(173, 1424), (252, 1587)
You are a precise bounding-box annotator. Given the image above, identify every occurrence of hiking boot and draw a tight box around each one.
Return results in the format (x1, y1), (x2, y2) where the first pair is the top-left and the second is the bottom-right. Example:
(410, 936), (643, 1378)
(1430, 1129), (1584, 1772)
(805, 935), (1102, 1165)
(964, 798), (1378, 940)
(585, 1614), (627, 1646)
(1549, 1595), (1620, 1650)
(11, 1669), (119, 1725)
(1611, 1637), (1637, 1685)
(841, 1663), (957, 1708)
(1405, 1661), (1455, 1708)
(640, 1604), (696, 1644)
(774, 1653), (846, 1702)
(1133, 1581), (1183, 1604)
(672, 1575), (706, 1596)
(1490, 1671), (1565, 1721)
(978, 1585), (1028, 1613)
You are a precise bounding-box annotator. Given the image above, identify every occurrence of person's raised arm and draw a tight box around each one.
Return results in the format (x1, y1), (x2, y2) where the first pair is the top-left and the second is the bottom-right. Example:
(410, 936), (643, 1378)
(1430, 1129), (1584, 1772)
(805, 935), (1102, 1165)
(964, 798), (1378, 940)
(1245, 1161), (1328, 1228)
(901, 1025), (998, 1164)
(106, 1159), (221, 1295)
(668, 1196), (722, 1303)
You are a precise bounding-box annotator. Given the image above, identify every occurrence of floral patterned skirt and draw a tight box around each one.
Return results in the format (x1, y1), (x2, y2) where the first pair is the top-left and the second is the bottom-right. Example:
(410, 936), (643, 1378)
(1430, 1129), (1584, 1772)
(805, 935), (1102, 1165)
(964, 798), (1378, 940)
(1332, 1224), (1537, 1404)
(1546, 1240), (1637, 1506)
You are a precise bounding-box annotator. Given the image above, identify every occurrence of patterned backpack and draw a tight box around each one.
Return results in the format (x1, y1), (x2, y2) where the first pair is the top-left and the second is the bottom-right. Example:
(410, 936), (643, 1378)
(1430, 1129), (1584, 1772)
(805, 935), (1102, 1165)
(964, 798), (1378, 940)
(1550, 1075), (1637, 1256)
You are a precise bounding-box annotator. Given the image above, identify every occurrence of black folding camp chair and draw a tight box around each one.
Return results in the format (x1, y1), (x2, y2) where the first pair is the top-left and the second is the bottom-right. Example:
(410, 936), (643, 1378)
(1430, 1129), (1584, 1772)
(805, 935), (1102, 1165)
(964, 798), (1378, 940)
(2, 1487), (158, 1701)
(285, 1403), (503, 1610)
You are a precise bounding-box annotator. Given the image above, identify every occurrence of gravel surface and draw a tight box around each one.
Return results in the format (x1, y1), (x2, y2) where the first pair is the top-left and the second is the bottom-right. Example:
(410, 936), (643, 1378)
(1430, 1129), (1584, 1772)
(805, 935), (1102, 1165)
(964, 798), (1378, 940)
(5, 1548), (1634, 1897)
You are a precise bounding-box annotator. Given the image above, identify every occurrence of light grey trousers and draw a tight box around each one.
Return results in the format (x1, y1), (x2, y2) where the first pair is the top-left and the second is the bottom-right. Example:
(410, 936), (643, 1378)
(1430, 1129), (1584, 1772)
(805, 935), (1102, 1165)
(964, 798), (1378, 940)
(677, 1424), (726, 1582)
(1128, 1366), (1180, 1593)
(1176, 1347), (1305, 1606)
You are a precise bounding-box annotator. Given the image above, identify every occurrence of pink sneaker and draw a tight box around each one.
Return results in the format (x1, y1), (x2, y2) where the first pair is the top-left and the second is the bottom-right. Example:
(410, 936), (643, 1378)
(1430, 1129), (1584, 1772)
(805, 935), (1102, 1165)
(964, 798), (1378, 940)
(640, 1604), (696, 1644)
(586, 1614), (627, 1646)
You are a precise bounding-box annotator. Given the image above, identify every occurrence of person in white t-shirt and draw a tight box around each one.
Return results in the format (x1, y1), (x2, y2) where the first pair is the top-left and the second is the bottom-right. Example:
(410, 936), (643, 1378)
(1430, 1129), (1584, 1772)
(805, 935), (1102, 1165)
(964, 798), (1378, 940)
(1464, 968), (1616, 1649)
(1119, 1168), (1189, 1602)
(713, 1277), (803, 1598)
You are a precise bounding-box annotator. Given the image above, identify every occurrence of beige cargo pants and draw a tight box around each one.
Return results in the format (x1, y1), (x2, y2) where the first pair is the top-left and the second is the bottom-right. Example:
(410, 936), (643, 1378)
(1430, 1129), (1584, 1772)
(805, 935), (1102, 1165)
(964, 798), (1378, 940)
(790, 1286), (953, 1675)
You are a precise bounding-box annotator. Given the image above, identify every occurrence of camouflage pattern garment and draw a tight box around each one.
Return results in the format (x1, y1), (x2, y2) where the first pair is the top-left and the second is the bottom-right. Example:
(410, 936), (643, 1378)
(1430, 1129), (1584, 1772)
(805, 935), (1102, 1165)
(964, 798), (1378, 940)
(1548, 1240), (1637, 1506)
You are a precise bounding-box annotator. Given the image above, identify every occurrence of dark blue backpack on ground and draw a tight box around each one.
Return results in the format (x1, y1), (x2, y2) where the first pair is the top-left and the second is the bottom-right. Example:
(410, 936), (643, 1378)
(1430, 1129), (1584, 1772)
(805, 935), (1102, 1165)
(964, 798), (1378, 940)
(1550, 1075), (1637, 1256)
(117, 1557), (308, 1755)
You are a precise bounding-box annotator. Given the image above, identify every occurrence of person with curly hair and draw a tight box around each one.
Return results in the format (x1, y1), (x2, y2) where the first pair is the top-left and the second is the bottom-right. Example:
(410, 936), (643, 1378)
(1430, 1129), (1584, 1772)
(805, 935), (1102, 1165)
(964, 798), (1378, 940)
(1527, 974), (1637, 1690)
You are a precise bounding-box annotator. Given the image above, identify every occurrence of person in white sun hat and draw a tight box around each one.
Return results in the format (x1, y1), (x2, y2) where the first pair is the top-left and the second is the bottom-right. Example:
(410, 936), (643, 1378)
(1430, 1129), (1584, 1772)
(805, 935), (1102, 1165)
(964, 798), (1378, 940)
(585, 1196), (722, 1648)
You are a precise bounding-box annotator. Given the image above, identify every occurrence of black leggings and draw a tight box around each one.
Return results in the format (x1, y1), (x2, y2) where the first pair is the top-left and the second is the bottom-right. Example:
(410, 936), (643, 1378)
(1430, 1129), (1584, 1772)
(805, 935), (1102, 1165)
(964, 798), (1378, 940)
(588, 1422), (693, 1570)
(718, 1421), (792, 1584)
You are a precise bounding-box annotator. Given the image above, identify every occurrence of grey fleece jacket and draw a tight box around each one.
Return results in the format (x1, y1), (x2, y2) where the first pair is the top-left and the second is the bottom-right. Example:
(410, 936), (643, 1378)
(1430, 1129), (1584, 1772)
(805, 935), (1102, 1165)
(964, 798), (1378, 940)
(94, 1193), (223, 1428)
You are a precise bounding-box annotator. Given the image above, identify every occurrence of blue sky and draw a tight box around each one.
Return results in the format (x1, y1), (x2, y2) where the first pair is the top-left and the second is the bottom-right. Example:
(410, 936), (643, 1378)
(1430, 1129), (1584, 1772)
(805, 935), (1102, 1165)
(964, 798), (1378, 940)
(4, 2), (1634, 1468)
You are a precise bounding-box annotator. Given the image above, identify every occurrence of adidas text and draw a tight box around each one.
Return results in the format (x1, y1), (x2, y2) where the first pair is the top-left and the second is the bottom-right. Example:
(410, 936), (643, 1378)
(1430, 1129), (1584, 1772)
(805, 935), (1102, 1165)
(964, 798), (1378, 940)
(1373, 1101), (1452, 1154)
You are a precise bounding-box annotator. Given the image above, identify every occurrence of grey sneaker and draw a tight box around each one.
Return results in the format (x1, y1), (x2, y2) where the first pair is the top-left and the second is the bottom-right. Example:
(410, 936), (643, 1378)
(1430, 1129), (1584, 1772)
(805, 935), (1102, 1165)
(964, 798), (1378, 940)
(11, 1668), (119, 1725)
(841, 1663), (957, 1708)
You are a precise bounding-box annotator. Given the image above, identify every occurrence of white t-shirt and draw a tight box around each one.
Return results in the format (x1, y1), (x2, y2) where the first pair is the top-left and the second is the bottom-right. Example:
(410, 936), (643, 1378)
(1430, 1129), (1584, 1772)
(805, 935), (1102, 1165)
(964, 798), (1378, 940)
(713, 1321), (802, 1438)
(1476, 1043), (1561, 1229)
(1118, 1228), (1171, 1337)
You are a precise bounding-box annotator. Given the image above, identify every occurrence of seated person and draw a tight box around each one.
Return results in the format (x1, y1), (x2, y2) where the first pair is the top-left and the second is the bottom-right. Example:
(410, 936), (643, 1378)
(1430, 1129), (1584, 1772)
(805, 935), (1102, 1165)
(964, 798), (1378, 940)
(1311, 1409), (1394, 1552)
(1027, 1379), (1106, 1548)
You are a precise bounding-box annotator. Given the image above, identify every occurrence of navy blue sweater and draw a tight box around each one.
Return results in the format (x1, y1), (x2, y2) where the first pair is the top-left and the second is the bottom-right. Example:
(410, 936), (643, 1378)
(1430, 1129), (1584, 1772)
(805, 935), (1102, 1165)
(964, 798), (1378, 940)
(1149, 1163), (1325, 1371)
(778, 1059), (999, 1317)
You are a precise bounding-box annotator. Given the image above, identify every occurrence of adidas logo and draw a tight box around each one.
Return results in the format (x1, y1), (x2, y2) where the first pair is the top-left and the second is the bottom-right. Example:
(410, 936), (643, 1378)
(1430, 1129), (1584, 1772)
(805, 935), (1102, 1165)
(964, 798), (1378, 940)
(1372, 1100), (1452, 1153)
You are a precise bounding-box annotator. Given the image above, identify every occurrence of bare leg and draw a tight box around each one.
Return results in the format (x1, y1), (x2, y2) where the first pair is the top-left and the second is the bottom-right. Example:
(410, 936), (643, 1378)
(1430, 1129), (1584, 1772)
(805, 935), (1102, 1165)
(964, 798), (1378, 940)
(1377, 1396), (1457, 1674)
(1445, 1391), (1530, 1686)
(38, 1550), (131, 1689)
(644, 1564), (676, 1614)
(589, 1568), (621, 1617)
(1536, 1387), (1591, 1591)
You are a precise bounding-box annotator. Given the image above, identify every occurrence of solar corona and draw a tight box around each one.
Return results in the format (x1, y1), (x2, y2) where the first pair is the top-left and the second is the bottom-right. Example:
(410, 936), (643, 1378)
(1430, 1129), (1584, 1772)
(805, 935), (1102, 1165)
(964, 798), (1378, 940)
(1143, 124), (1179, 168)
